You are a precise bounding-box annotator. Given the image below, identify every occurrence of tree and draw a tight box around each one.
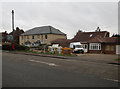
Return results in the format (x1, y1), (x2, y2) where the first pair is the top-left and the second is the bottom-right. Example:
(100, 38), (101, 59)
(112, 34), (120, 37)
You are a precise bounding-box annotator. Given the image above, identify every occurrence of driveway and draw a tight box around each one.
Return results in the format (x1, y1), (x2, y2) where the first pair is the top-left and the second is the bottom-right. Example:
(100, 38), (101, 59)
(75, 54), (119, 64)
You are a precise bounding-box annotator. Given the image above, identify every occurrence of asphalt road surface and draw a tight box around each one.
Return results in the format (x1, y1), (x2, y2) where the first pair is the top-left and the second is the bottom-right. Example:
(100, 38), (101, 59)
(2, 52), (118, 87)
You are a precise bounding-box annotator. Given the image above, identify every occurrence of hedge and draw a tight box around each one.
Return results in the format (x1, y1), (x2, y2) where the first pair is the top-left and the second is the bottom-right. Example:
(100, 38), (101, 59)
(2, 44), (30, 51)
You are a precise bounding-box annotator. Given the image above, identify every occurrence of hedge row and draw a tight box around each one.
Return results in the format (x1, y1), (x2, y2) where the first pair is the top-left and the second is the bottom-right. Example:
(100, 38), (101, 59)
(2, 44), (30, 51)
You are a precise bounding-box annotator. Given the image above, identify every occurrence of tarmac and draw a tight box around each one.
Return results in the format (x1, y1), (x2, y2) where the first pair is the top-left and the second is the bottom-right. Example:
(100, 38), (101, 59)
(3, 50), (69, 59)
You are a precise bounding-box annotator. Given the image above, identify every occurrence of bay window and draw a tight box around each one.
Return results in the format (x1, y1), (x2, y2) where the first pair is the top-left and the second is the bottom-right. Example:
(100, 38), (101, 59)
(90, 43), (101, 50)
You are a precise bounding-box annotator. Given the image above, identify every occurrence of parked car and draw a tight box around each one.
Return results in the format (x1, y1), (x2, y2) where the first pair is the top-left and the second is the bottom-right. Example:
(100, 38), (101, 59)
(70, 42), (84, 54)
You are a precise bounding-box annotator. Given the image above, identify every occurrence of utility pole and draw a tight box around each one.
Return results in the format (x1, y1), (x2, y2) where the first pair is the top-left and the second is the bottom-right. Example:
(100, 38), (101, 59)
(12, 10), (15, 50)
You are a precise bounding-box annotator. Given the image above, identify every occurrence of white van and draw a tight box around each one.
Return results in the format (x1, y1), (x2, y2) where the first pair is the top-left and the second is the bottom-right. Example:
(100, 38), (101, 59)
(70, 42), (84, 53)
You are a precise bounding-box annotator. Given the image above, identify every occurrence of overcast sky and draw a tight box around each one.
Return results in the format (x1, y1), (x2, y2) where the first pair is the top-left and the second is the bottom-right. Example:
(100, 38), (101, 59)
(1, 2), (118, 39)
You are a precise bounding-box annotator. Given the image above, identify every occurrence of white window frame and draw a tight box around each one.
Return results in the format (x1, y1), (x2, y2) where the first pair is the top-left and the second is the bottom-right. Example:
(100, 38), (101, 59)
(90, 43), (101, 50)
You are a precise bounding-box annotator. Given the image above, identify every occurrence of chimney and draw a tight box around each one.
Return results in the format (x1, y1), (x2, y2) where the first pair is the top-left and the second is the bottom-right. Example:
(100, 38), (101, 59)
(12, 10), (15, 31)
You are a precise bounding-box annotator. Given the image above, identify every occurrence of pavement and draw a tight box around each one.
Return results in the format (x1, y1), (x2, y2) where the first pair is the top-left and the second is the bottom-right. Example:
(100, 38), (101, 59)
(3, 50), (119, 64)
(3, 50), (68, 59)
(2, 52), (118, 87)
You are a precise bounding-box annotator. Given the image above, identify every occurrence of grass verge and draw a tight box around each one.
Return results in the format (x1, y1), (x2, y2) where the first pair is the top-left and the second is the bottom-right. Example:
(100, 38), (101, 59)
(114, 58), (120, 61)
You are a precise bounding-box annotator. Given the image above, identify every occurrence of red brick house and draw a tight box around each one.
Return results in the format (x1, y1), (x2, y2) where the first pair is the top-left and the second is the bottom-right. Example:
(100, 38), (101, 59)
(51, 31), (120, 54)
(9, 27), (24, 45)
(87, 35), (119, 54)
(0, 27), (24, 45)
(0, 31), (8, 43)
(71, 31), (110, 53)
(0, 31), (11, 46)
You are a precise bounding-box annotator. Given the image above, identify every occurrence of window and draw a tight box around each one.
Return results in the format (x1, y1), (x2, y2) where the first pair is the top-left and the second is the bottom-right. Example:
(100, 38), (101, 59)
(90, 43), (101, 50)
(27, 36), (29, 40)
(22, 36), (23, 40)
(45, 35), (47, 39)
(75, 45), (82, 48)
(90, 34), (93, 37)
(32, 35), (34, 39)
(41, 35), (43, 40)
(38, 35), (40, 39)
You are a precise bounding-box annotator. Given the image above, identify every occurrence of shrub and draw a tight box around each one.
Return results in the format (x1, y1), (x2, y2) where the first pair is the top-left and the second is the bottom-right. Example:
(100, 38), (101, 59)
(2, 45), (11, 50)
(15, 45), (30, 50)
(2, 44), (30, 51)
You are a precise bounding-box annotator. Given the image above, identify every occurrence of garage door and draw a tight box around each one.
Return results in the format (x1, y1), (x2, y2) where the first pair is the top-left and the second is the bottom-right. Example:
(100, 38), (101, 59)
(116, 45), (120, 54)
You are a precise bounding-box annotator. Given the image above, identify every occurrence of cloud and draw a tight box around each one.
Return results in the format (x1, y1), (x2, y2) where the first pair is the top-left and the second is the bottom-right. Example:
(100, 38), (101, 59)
(1, 2), (118, 38)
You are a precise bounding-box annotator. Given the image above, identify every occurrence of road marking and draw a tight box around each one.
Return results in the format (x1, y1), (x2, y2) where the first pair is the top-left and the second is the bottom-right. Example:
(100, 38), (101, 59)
(29, 60), (58, 66)
(104, 78), (119, 82)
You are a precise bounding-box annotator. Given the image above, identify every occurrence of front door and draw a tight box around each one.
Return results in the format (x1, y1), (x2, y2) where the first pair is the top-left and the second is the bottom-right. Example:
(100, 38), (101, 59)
(84, 44), (88, 53)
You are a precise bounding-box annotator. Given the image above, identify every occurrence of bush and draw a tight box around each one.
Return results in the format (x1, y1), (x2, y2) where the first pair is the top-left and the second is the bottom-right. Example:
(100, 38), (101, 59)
(2, 44), (30, 51)
(15, 45), (30, 51)
(2, 45), (11, 50)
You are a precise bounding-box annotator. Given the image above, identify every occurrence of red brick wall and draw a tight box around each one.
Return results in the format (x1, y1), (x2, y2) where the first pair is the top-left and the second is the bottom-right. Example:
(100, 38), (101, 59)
(88, 50), (102, 54)
(88, 43), (116, 54)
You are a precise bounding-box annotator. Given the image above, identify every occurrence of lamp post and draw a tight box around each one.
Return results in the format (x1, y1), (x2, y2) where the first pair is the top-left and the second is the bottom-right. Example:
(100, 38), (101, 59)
(12, 10), (15, 50)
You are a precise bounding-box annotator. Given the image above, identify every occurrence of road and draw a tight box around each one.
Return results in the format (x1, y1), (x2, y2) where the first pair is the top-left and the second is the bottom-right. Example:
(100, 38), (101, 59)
(2, 52), (118, 87)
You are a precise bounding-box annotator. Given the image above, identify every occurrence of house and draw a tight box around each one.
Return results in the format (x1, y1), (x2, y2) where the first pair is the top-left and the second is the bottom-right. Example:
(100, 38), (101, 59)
(51, 30), (120, 54)
(0, 31), (8, 43)
(9, 27), (24, 45)
(72, 31), (120, 54)
(0, 27), (24, 46)
(71, 31), (110, 53)
(88, 35), (119, 54)
(0, 31), (11, 45)
(19, 26), (67, 46)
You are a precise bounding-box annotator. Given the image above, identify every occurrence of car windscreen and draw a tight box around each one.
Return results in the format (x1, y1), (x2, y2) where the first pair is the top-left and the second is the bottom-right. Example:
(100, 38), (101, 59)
(75, 45), (82, 48)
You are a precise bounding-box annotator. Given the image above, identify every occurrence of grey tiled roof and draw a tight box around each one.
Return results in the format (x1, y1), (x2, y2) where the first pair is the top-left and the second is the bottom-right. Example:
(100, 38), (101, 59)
(21, 26), (66, 35)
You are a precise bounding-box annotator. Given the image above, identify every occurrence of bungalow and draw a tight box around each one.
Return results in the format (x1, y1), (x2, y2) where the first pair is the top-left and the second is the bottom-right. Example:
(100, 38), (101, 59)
(71, 31), (109, 52)
(19, 26), (67, 46)
(51, 31), (120, 54)
(88, 35), (119, 54)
